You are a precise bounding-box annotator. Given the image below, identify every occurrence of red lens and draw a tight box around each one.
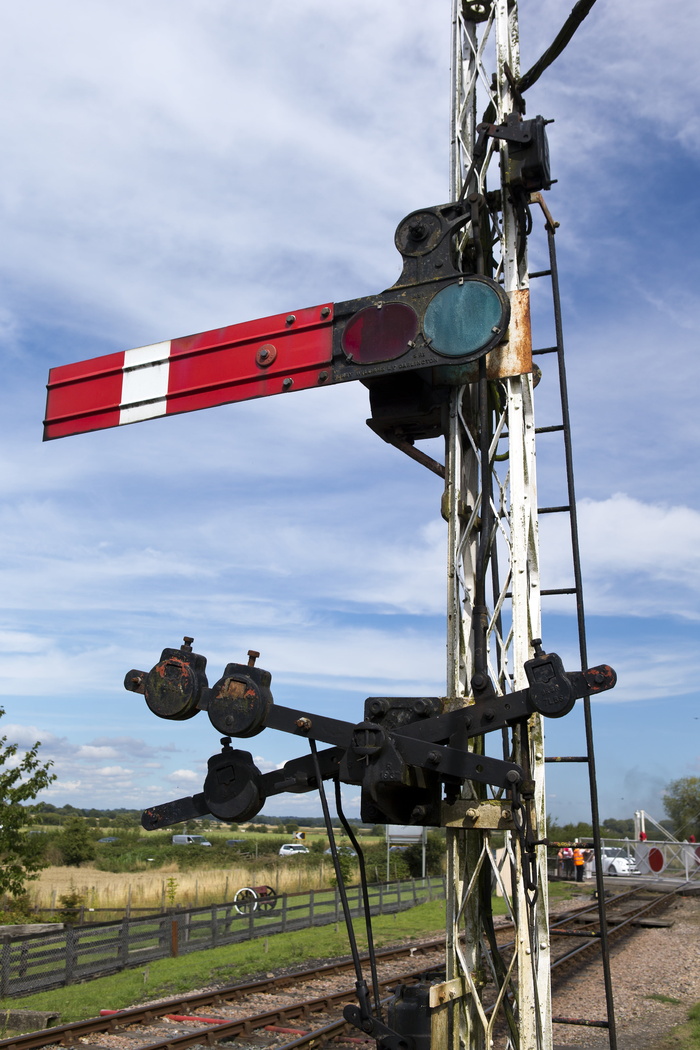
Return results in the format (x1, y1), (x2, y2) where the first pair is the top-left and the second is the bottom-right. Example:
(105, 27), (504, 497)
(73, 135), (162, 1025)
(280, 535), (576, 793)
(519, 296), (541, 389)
(342, 303), (418, 364)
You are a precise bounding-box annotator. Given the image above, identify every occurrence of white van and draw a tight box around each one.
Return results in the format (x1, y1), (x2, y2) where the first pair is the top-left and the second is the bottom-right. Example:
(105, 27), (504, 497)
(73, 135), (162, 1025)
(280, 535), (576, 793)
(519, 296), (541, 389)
(172, 834), (212, 846)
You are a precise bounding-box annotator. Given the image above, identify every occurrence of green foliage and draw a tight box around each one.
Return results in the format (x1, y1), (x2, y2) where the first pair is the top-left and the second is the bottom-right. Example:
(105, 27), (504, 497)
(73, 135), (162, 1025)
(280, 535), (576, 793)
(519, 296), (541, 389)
(663, 777), (700, 840)
(59, 818), (97, 866)
(601, 817), (635, 837)
(403, 833), (445, 877)
(58, 887), (84, 924)
(546, 816), (593, 843)
(165, 877), (178, 908)
(329, 853), (353, 887)
(0, 709), (56, 897)
(285, 823), (299, 835)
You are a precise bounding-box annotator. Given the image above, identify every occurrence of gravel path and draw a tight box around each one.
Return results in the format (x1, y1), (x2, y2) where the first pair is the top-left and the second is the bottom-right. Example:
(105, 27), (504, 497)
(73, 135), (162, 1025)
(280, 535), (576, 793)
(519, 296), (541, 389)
(551, 892), (700, 1049)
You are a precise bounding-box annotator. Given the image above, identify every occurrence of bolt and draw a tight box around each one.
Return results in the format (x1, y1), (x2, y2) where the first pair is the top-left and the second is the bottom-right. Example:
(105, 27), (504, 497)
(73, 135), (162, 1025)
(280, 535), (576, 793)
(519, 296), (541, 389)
(182, 636), (194, 650)
(132, 675), (143, 687)
(427, 751), (441, 765)
(506, 770), (520, 784)
(247, 650), (260, 667)
(472, 673), (486, 689)
(491, 326), (500, 333)
(466, 808), (478, 820)
(501, 809), (511, 821)
(483, 708), (495, 723)
(408, 221), (427, 240)
(413, 698), (428, 715)
(285, 314), (296, 325)
(282, 377), (293, 389)
(295, 717), (312, 732)
(320, 306), (331, 318)
(258, 347), (269, 360)
(317, 371), (328, 383)
(593, 672), (605, 684)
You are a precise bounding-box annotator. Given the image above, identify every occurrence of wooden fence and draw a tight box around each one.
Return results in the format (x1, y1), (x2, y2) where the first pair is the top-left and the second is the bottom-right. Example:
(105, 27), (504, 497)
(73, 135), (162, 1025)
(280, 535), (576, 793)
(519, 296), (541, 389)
(0, 877), (444, 998)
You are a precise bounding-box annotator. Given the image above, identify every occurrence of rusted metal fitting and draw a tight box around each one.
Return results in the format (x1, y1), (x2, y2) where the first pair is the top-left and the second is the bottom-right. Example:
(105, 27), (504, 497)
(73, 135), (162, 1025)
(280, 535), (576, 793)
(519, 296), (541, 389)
(247, 650), (260, 667)
(295, 717), (312, 732)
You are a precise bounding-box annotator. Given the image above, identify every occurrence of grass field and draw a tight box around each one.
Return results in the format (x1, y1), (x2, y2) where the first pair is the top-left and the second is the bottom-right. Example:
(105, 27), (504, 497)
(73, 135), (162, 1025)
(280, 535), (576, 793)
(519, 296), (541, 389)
(30, 861), (345, 912)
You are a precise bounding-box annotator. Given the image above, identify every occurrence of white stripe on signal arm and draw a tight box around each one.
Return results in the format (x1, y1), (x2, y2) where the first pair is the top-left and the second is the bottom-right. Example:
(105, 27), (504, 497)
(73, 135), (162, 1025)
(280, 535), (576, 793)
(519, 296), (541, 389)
(120, 341), (172, 425)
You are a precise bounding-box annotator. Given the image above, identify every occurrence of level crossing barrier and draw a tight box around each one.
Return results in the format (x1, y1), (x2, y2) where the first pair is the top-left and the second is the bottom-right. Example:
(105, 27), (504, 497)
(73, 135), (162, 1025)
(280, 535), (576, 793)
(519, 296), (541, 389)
(0, 876), (444, 997)
(598, 838), (700, 881)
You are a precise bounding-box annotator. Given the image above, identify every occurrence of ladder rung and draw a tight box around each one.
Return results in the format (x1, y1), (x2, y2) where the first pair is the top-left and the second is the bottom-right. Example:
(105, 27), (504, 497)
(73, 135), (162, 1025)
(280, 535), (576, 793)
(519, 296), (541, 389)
(538, 505), (571, 514)
(504, 587), (577, 598)
(545, 756), (590, 763)
(552, 1018), (610, 1029)
(535, 425), (565, 434)
(532, 346), (559, 355)
(528, 269), (552, 279)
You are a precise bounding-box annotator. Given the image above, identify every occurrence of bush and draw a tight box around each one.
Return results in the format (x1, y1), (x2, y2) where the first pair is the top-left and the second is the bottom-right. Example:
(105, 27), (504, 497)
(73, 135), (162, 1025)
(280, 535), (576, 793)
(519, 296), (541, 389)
(59, 818), (96, 866)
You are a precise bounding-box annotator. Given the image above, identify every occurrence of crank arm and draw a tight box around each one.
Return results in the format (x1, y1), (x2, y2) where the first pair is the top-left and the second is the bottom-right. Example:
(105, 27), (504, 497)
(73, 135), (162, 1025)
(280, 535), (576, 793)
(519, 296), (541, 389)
(141, 792), (209, 830)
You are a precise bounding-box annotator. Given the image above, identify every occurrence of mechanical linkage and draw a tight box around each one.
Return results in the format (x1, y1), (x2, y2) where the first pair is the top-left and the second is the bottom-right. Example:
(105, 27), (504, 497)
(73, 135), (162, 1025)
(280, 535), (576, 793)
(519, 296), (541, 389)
(126, 637), (616, 831)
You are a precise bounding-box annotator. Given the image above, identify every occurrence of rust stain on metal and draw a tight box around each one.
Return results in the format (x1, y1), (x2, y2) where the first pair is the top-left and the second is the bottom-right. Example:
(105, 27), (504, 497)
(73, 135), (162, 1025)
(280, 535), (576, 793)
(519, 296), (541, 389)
(486, 287), (532, 378)
(219, 679), (247, 700)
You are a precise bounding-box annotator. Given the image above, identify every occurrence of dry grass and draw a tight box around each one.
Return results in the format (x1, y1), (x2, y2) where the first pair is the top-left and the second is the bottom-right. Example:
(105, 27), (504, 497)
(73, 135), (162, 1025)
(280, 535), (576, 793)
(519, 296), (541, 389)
(31, 861), (340, 911)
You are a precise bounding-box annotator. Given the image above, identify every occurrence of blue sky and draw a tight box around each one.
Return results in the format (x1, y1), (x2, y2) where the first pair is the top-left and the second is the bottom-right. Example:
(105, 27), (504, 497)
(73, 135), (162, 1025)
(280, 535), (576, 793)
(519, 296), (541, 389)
(0, 1), (698, 826)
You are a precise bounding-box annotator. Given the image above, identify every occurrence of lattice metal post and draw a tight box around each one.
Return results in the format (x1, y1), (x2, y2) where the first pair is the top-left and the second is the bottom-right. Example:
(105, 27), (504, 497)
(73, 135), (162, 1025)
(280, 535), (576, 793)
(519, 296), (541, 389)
(443, 2), (551, 1047)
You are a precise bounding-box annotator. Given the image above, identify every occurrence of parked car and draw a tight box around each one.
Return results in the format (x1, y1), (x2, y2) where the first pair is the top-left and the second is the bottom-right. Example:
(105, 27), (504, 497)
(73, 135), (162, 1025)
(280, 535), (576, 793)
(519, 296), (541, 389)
(597, 847), (640, 876)
(98, 836), (119, 844)
(324, 846), (357, 857)
(279, 842), (310, 856)
(226, 839), (247, 846)
(172, 834), (212, 846)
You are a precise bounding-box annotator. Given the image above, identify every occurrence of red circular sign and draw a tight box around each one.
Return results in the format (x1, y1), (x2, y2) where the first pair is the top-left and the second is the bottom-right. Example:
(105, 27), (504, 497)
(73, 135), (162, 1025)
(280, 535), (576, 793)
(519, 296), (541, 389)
(648, 847), (665, 873)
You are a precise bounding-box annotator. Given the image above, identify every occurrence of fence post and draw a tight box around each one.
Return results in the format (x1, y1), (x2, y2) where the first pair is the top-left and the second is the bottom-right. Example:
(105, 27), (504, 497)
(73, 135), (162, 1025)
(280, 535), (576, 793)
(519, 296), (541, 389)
(118, 918), (129, 967)
(0, 936), (10, 997)
(379, 883), (384, 915)
(412, 879), (417, 906)
(335, 888), (340, 924)
(309, 890), (314, 926)
(170, 918), (179, 957)
(282, 893), (288, 932)
(211, 904), (218, 948)
(65, 925), (77, 984)
(248, 900), (255, 940)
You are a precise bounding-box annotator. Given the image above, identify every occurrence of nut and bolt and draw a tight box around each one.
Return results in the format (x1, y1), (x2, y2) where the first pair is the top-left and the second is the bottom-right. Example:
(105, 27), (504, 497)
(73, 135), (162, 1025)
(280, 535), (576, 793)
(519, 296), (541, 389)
(501, 809), (512, 822)
(247, 650), (260, 667)
(466, 808), (478, 820)
(320, 306), (331, 318)
(295, 717), (312, 732)
(258, 347), (269, 360)
(182, 636), (194, 650)
(317, 371), (328, 383)
(427, 751), (441, 765)
(282, 377), (293, 389)
(285, 314), (296, 325)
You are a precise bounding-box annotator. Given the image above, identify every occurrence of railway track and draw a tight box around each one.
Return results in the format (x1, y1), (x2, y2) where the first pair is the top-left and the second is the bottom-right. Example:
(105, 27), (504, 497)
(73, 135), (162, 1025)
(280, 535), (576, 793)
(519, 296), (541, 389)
(0, 887), (681, 1050)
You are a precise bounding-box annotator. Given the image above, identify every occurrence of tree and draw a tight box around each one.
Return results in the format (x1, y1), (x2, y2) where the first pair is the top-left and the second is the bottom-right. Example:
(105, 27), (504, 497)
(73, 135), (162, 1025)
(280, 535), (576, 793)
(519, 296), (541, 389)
(59, 817), (96, 866)
(662, 777), (700, 840)
(0, 708), (56, 897)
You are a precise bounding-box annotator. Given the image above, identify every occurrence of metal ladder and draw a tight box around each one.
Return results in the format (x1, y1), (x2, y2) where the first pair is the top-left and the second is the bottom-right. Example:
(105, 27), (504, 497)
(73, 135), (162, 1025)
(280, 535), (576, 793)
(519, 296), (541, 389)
(529, 194), (619, 1049)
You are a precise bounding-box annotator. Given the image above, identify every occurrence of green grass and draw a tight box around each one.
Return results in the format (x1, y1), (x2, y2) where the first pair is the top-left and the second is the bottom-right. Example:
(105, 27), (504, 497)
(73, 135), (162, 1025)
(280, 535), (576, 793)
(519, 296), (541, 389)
(652, 1001), (700, 1050)
(647, 994), (684, 1006)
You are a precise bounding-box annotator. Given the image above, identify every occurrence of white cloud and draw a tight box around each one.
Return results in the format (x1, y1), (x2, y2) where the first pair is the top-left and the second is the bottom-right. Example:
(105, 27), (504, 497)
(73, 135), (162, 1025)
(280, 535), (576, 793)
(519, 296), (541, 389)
(539, 494), (700, 620)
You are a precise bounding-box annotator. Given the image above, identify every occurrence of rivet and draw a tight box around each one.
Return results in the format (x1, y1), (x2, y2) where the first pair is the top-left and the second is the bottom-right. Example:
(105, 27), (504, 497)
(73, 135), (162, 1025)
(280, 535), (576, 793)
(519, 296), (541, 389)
(320, 307), (331, 318)
(282, 378), (293, 389)
(286, 314), (296, 325)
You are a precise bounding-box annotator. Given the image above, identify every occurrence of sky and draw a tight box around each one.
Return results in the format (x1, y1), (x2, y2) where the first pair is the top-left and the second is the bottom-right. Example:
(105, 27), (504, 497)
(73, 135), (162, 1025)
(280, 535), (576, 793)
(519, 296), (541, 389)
(0, 0), (698, 828)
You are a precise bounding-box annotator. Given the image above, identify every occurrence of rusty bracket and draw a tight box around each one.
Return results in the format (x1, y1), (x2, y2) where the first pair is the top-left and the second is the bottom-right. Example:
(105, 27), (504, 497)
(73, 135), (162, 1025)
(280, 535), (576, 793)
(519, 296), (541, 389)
(441, 798), (514, 829)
